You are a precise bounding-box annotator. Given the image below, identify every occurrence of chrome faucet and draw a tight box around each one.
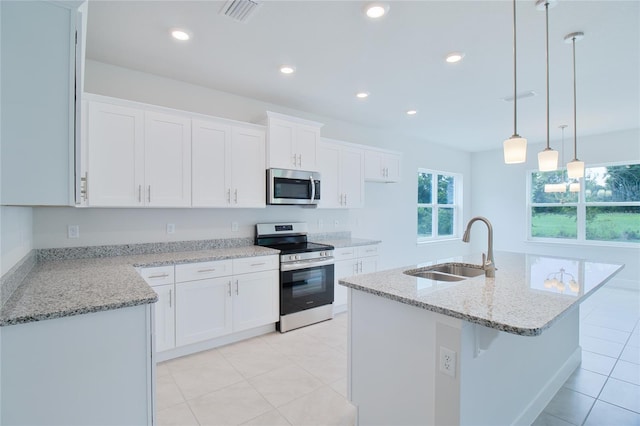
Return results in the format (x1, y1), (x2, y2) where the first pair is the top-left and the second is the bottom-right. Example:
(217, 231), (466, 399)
(462, 216), (496, 278)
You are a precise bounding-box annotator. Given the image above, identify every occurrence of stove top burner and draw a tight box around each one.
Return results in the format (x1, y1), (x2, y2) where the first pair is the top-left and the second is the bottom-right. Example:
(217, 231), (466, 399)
(262, 241), (334, 255)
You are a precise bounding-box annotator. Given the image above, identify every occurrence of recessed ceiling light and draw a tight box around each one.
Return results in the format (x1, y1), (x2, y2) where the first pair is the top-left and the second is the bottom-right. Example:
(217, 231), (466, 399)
(445, 52), (465, 63)
(171, 29), (191, 41)
(356, 92), (370, 99)
(406, 110), (418, 116)
(280, 65), (295, 74)
(364, 2), (389, 19)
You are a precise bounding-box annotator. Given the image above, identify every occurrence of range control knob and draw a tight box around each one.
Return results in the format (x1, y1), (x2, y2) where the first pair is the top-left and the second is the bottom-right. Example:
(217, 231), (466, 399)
(295, 255), (300, 260)
(289, 255), (295, 261)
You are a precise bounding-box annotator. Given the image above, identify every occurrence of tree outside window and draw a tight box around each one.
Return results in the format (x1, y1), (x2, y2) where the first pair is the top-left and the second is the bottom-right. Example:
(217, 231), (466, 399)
(529, 163), (640, 243)
(418, 169), (461, 241)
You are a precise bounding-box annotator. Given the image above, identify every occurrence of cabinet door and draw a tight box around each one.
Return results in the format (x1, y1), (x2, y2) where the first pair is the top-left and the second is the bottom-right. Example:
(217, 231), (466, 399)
(334, 259), (358, 308)
(144, 112), (192, 207)
(317, 142), (342, 208)
(87, 102), (144, 206)
(232, 270), (279, 332)
(360, 256), (379, 274)
(267, 117), (296, 169)
(364, 150), (384, 181)
(341, 147), (365, 208)
(175, 277), (232, 346)
(295, 124), (319, 171)
(231, 126), (266, 208)
(192, 119), (232, 207)
(153, 284), (175, 353)
(1, 1), (78, 205)
(383, 152), (402, 183)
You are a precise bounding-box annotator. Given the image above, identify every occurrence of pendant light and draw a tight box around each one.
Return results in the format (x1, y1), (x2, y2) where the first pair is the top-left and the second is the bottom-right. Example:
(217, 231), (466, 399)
(565, 31), (585, 179)
(503, 0), (527, 164)
(536, 0), (559, 171)
(544, 124), (568, 193)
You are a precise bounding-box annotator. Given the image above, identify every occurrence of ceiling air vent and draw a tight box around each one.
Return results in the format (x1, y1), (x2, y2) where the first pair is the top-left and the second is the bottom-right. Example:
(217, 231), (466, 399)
(220, 0), (262, 23)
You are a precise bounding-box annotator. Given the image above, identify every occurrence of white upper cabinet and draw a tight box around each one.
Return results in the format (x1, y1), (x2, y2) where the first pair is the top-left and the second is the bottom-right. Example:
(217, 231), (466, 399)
(86, 97), (192, 207)
(192, 119), (265, 208)
(266, 111), (323, 171)
(87, 101), (144, 207)
(318, 139), (364, 209)
(364, 148), (402, 183)
(1, 0), (86, 206)
(144, 112), (191, 207)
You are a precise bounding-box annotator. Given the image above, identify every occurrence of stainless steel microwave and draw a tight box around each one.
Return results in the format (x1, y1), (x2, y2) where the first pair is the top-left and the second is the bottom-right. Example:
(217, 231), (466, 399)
(267, 168), (321, 205)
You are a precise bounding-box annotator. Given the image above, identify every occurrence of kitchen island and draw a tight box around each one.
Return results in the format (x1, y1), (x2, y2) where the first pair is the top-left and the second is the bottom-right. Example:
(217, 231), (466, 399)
(339, 251), (623, 426)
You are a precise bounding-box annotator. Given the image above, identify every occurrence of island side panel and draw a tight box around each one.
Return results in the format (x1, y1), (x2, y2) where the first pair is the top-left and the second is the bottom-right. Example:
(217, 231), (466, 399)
(348, 288), (463, 426)
(458, 308), (581, 426)
(1, 305), (153, 425)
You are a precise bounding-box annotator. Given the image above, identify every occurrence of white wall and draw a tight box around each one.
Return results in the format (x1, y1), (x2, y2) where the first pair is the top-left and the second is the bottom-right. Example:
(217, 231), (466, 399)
(470, 128), (640, 284)
(0, 206), (33, 276)
(32, 60), (473, 270)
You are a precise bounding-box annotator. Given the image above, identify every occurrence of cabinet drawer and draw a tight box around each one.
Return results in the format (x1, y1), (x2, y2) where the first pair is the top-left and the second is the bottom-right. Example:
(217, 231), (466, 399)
(175, 260), (233, 282)
(139, 265), (174, 287)
(357, 245), (379, 258)
(334, 247), (357, 261)
(233, 255), (279, 275)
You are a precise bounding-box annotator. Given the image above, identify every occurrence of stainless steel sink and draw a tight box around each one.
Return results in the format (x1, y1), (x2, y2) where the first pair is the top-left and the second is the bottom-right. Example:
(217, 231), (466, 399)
(404, 262), (485, 281)
(427, 263), (485, 278)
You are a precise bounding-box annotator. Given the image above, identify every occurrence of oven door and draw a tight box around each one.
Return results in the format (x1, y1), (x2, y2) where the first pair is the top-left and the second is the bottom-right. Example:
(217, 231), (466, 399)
(280, 262), (334, 315)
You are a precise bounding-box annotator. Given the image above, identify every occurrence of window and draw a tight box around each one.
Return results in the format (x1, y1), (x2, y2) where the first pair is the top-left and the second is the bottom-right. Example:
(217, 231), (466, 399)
(528, 163), (640, 244)
(417, 169), (461, 241)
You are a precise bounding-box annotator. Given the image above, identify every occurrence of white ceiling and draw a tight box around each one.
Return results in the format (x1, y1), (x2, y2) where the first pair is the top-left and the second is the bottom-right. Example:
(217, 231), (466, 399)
(85, 0), (639, 152)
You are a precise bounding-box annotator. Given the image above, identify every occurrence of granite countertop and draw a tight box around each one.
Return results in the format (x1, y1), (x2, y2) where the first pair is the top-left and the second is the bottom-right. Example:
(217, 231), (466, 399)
(339, 251), (624, 336)
(0, 246), (279, 327)
(316, 238), (381, 249)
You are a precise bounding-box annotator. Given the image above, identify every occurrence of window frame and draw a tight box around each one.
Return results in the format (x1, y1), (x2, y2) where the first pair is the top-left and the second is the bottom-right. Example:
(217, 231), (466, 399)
(527, 161), (640, 247)
(417, 168), (463, 243)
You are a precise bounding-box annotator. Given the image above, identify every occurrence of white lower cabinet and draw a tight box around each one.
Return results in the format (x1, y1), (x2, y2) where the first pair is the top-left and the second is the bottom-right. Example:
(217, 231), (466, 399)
(176, 276), (233, 346)
(140, 255), (278, 359)
(334, 244), (379, 312)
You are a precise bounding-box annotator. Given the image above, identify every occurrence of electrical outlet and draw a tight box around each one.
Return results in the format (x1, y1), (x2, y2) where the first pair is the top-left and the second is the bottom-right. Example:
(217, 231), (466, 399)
(439, 346), (457, 378)
(67, 225), (79, 239)
(231, 221), (239, 232)
(166, 223), (175, 234)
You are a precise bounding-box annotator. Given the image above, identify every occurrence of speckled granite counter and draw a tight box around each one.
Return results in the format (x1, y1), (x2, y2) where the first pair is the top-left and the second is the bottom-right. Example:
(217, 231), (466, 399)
(0, 245), (279, 327)
(339, 251), (623, 336)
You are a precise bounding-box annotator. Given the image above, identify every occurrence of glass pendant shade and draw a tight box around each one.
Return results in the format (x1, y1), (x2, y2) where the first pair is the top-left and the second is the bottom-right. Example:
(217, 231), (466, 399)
(567, 159), (585, 179)
(544, 183), (566, 193)
(503, 135), (527, 164)
(538, 148), (559, 171)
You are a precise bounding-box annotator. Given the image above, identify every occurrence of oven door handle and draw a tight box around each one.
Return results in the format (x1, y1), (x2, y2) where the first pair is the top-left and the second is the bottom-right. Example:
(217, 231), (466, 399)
(281, 257), (334, 272)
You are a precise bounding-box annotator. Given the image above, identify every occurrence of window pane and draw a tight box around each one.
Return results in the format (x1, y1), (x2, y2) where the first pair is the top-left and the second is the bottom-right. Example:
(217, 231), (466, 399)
(585, 164), (640, 202)
(531, 206), (577, 239)
(418, 172), (432, 204)
(418, 207), (432, 237)
(586, 206), (640, 242)
(438, 208), (454, 236)
(437, 175), (455, 204)
(531, 171), (578, 203)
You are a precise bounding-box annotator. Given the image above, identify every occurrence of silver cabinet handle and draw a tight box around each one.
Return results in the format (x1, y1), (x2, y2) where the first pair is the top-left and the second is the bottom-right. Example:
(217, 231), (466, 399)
(298, 154), (302, 167)
(148, 185), (151, 203)
(250, 262), (266, 267)
(235, 279), (239, 295)
(169, 289), (172, 308)
(234, 189), (238, 204)
(227, 281), (232, 297)
(227, 188), (231, 203)
(353, 263), (358, 274)
(292, 154), (297, 167)
(81, 173), (88, 201)
(147, 273), (169, 279)
(344, 193), (348, 206)
(197, 268), (216, 273)
(138, 185), (142, 202)
(359, 260), (364, 273)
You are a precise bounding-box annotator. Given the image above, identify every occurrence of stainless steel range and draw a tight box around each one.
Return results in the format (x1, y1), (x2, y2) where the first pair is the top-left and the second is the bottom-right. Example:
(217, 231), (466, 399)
(256, 222), (334, 332)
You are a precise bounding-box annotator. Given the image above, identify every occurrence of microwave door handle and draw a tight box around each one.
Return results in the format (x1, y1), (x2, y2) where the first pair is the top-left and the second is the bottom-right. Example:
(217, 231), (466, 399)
(310, 175), (316, 201)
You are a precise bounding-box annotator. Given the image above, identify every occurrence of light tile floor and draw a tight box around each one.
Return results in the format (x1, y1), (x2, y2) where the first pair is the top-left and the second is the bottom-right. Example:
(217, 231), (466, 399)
(157, 281), (639, 426)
